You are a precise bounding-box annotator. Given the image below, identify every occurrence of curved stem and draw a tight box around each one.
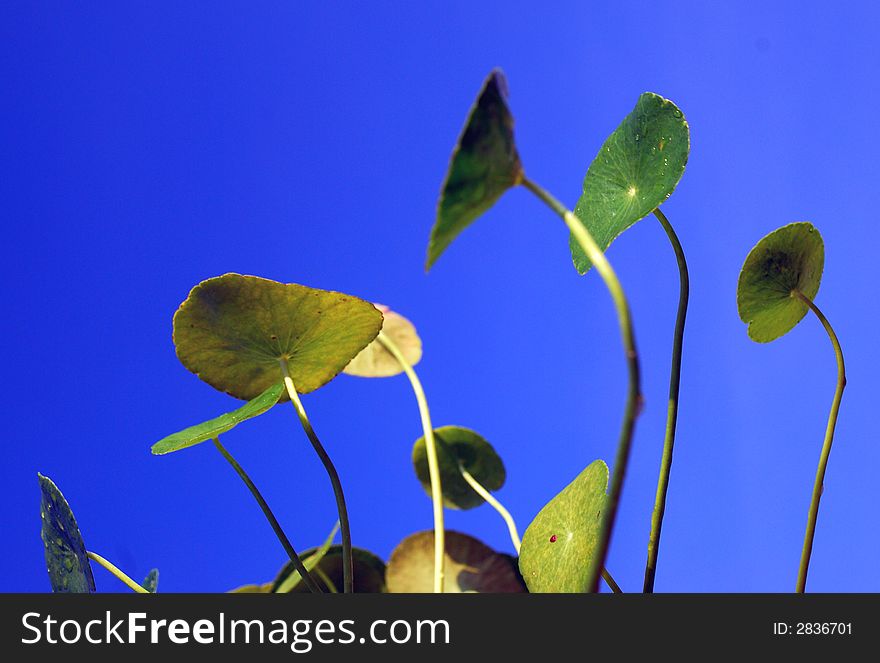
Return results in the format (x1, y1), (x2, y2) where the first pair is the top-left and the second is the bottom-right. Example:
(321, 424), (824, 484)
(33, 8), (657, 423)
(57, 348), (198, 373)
(519, 175), (642, 593)
(280, 360), (353, 593)
(458, 464), (521, 553)
(86, 551), (150, 594)
(377, 333), (445, 592)
(643, 207), (690, 593)
(792, 290), (846, 593)
(212, 437), (322, 594)
(601, 569), (623, 594)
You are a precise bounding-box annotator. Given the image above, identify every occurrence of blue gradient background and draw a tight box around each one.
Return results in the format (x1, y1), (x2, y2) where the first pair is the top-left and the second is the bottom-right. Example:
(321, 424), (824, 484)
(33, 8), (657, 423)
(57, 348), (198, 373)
(2, 2), (878, 592)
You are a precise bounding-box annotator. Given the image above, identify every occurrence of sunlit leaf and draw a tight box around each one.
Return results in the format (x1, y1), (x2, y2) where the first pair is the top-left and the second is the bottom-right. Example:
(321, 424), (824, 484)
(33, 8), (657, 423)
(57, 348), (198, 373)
(38, 474), (95, 593)
(142, 569), (159, 593)
(570, 93), (689, 274)
(173, 274), (384, 400)
(412, 426), (505, 510)
(426, 69), (523, 270)
(518, 460), (608, 593)
(737, 222), (824, 343)
(386, 530), (525, 593)
(344, 305), (422, 377)
(151, 383), (284, 455)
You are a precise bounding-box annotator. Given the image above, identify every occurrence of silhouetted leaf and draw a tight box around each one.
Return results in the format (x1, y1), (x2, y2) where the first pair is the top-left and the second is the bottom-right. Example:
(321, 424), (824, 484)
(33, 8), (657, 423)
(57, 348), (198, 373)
(413, 426), (505, 510)
(518, 460), (608, 593)
(737, 222), (824, 343)
(427, 69), (522, 270)
(570, 93), (689, 274)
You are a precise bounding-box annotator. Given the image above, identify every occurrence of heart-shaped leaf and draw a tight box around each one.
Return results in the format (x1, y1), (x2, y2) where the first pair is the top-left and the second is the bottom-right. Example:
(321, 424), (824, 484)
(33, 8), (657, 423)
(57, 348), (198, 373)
(38, 474), (96, 593)
(274, 546), (386, 594)
(386, 530), (525, 593)
(570, 93), (689, 274)
(344, 305), (422, 377)
(142, 569), (159, 593)
(412, 426), (505, 510)
(173, 274), (384, 400)
(426, 69), (523, 271)
(152, 383), (284, 455)
(737, 222), (824, 343)
(518, 460), (608, 593)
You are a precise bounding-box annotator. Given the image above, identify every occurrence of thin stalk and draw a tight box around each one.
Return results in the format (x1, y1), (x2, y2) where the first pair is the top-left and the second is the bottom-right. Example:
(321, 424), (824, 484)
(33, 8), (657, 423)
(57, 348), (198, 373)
(458, 464), (521, 553)
(212, 437), (322, 594)
(643, 207), (690, 593)
(519, 175), (642, 593)
(601, 569), (623, 594)
(86, 551), (150, 594)
(377, 333), (445, 593)
(792, 289), (846, 593)
(314, 567), (339, 594)
(280, 360), (353, 593)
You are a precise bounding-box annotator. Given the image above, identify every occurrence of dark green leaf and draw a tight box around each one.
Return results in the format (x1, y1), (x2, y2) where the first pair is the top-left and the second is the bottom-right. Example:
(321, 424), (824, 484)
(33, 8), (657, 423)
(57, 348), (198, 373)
(518, 460), (608, 593)
(272, 521), (339, 593)
(142, 569), (159, 593)
(570, 93), (689, 274)
(38, 474), (95, 593)
(386, 530), (525, 593)
(426, 69), (523, 270)
(151, 383), (284, 455)
(274, 546), (386, 594)
(344, 305), (422, 377)
(737, 222), (824, 343)
(173, 274), (384, 400)
(412, 426), (505, 510)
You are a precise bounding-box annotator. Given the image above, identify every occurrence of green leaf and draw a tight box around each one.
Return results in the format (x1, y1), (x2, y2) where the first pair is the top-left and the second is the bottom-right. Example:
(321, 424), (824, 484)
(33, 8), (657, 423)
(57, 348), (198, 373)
(386, 530), (525, 593)
(151, 383), (284, 455)
(737, 222), (824, 343)
(228, 582), (273, 593)
(38, 474), (95, 593)
(570, 93), (689, 274)
(272, 521), (340, 593)
(518, 460), (608, 593)
(344, 305), (422, 377)
(426, 69), (523, 271)
(142, 569), (159, 593)
(412, 426), (505, 510)
(173, 274), (384, 400)
(274, 546), (387, 594)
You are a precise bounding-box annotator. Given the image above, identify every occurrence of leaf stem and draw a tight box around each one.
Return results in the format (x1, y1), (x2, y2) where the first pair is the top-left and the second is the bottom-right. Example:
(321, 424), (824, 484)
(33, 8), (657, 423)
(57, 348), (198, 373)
(601, 568), (623, 593)
(458, 464), (521, 553)
(643, 207), (690, 593)
(212, 437), (322, 594)
(791, 290), (846, 593)
(280, 360), (354, 593)
(86, 551), (150, 594)
(377, 333), (445, 593)
(519, 175), (642, 593)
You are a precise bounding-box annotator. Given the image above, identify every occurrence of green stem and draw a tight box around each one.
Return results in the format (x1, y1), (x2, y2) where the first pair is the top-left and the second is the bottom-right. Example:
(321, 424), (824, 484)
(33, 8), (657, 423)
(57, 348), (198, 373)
(643, 207), (689, 593)
(520, 175), (642, 593)
(86, 551), (150, 594)
(377, 333), (445, 593)
(212, 437), (322, 594)
(314, 567), (339, 594)
(280, 360), (354, 594)
(792, 290), (846, 593)
(601, 568), (623, 594)
(458, 464), (521, 553)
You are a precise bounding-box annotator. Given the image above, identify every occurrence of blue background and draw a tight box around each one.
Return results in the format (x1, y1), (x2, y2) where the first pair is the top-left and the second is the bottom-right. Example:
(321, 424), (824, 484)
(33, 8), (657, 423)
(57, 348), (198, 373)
(2, 1), (878, 593)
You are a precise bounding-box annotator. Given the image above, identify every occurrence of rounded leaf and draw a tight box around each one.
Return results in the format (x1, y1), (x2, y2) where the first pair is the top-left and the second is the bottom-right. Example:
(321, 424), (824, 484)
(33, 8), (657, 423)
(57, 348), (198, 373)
(386, 530), (525, 593)
(343, 305), (422, 377)
(38, 474), (96, 593)
(737, 222), (824, 343)
(518, 460), (608, 593)
(173, 274), (384, 400)
(571, 93), (690, 274)
(273, 546), (387, 594)
(412, 426), (505, 510)
(427, 69), (523, 270)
